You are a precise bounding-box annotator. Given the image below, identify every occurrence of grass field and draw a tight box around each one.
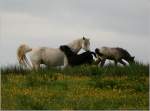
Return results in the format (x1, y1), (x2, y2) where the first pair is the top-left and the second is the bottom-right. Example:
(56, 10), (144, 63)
(1, 63), (149, 110)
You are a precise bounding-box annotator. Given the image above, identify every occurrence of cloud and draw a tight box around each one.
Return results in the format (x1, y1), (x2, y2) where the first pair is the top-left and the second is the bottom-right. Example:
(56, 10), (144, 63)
(0, 0), (149, 37)
(0, 0), (149, 65)
(1, 12), (52, 38)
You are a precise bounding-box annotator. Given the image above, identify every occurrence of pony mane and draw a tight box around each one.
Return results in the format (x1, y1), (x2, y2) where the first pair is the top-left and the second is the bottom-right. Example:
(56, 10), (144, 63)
(67, 37), (90, 53)
(68, 38), (82, 47)
(60, 45), (76, 57)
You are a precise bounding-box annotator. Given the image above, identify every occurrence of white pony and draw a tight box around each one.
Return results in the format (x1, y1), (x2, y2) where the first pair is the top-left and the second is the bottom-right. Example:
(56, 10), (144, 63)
(17, 37), (90, 69)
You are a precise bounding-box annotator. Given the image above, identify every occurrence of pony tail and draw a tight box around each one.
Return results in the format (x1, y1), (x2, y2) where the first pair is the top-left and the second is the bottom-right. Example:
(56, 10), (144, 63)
(17, 44), (32, 67)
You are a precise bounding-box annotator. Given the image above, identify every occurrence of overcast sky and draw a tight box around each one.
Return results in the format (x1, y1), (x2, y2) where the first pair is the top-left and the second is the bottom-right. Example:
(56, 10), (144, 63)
(0, 0), (149, 66)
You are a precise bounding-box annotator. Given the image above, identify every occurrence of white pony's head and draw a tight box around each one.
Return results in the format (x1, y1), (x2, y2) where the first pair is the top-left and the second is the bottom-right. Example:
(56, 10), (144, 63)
(67, 36), (90, 53)
(81, 36), (90, 51)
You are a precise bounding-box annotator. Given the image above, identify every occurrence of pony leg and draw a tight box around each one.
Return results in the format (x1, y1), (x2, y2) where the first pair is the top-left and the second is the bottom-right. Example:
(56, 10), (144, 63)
(24, 56), (32, 68)
(20, 59), (28, 68)
(19, 59), (27, 68)
(63, 56), (69, 68)
(114, 60), (118, 66)
(34, 64), (40, 70)
(100, 59), (106, 67)
(119, 60), (126, 66)
(32, 62), (40, 70)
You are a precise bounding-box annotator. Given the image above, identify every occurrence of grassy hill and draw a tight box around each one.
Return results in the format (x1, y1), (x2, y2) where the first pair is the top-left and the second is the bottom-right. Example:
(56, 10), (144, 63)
(1, 63), (149, 110)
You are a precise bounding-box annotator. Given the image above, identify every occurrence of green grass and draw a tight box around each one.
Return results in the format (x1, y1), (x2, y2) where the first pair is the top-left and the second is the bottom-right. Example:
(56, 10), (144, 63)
(1, 62), (149, 110)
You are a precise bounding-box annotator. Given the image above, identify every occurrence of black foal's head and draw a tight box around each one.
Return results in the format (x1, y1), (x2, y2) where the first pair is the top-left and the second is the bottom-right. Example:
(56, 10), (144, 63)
(60, 45), (76, 57)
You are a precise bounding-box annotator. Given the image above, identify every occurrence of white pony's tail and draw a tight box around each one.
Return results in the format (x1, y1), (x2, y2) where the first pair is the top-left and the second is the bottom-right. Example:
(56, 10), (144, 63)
(17, 44), (32, 68)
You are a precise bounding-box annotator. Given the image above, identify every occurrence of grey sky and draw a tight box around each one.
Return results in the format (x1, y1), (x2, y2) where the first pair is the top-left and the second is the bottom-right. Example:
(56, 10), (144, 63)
(0, 0), (149, 65)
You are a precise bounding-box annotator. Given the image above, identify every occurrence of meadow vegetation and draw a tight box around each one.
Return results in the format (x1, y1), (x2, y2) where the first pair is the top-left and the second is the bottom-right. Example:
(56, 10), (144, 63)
(1, 62), (149, 110)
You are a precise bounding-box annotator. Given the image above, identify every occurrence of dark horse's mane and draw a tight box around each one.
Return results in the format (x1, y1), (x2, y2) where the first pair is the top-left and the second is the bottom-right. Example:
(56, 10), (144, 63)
(60, 45), (76, 56)
(116, 47), (131, 58)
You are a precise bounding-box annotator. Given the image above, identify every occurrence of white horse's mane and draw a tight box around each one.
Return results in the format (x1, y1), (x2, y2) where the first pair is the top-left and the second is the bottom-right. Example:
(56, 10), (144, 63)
(67, 37), (89, 53)
(67, 38), (82, 52)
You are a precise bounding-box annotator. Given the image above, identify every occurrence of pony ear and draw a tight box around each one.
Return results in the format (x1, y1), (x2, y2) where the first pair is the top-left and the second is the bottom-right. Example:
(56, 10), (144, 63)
(83, 36), (85, 40)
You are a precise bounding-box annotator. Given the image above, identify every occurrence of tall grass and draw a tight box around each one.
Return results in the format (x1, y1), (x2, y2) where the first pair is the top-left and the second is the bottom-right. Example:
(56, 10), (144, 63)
(1, 62), (149, 110)
(1, 62), (149, 76)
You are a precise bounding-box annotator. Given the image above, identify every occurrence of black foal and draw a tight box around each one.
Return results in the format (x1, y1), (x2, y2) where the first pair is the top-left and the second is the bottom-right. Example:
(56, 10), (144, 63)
(60, 45), (96, 66)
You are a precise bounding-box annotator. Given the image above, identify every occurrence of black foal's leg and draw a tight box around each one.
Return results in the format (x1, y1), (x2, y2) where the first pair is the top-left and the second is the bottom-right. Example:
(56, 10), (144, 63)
(88, 60), (93, 65)
(100, 59), (106, 67)
(119, 59), (126, 66)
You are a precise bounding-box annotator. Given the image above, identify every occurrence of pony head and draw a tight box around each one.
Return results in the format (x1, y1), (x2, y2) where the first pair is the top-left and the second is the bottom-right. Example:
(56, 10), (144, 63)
(81, 36), (90, 51)
(67, 37), (90, 53)
(128, 56), (135, 63)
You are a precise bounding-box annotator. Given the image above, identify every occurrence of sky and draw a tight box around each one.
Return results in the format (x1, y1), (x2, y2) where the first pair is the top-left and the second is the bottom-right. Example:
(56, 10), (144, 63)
(0, 0), (149, 66)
